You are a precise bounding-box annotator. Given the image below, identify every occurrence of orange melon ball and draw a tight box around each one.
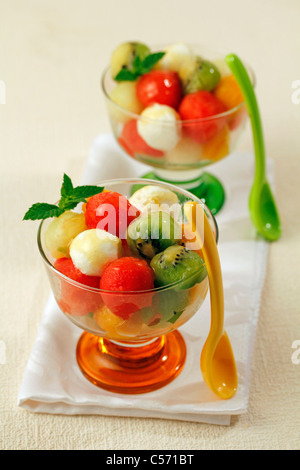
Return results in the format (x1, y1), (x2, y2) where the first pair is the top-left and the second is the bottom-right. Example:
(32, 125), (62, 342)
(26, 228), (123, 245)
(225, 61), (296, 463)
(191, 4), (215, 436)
(202, 125), (230, 162)
(213, 74), (244, 110)
(93, 304), (124, 333)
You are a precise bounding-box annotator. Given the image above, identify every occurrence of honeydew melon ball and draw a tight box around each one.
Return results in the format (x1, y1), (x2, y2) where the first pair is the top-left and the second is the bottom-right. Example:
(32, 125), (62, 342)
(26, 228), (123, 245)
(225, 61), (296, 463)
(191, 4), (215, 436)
(44, 210), (87, 259)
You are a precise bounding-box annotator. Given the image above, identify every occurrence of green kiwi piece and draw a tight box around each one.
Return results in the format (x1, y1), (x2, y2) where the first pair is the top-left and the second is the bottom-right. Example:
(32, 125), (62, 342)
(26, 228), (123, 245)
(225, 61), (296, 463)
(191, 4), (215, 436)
(127, 211), (182, 260)
(110, 42), (150, 79)
(157, 289), (190, 323)
(150, 244), (207, 291)
(140, 290), (189, 326)
(182, 57), (221, 94)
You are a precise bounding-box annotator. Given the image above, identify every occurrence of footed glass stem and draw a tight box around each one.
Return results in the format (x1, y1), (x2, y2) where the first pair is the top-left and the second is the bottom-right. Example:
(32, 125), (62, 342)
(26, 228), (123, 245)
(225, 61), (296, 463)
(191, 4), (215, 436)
(140, 171), (225, 215)
(76, 330), (186, 394)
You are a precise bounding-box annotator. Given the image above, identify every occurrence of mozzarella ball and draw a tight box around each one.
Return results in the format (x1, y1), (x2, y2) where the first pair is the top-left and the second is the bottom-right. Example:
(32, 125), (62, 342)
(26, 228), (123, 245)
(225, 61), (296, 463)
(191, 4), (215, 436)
(70, 229), (122, 277)
(129, 185), (179, 214)
(157, 42), (195, 74)
(137, 104), (181, 152)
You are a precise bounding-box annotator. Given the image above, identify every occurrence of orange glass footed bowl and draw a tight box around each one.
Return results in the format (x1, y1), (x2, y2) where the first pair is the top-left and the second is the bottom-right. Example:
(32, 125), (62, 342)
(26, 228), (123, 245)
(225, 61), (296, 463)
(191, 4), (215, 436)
(37, 178), (218, 394)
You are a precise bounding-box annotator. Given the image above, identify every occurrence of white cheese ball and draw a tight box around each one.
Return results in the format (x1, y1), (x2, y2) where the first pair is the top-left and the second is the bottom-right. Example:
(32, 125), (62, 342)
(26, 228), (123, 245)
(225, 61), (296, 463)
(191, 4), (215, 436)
(70, 229), (122, 277)
(137, 104), (181, 152)
(157, 42), (195, 74)
(129, 185), (179, 214)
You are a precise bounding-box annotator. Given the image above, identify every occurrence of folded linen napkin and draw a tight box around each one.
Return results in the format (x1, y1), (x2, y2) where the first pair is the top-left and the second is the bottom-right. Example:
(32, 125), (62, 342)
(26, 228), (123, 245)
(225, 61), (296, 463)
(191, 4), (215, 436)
(18, 134), (270, 425)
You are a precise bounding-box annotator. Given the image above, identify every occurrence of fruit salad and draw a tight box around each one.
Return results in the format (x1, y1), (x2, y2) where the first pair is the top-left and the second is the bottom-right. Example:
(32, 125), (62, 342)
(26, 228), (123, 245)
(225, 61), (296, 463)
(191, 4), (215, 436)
(25, 175), (212, 342)
(102, 42), (248, 170)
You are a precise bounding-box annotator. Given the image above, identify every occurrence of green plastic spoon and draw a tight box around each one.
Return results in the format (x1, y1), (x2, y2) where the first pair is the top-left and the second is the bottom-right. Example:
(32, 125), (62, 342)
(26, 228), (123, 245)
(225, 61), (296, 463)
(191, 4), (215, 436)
(225, 53), (281, 241)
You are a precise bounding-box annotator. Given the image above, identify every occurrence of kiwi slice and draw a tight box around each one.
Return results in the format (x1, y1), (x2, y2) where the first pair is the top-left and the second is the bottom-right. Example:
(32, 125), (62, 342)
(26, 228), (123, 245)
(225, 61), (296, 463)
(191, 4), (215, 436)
(140, 290), (189, 325)
(127, 211), (182, 260)
(157, 289), (190, 323)
(110, 41), (150, 79)
(181, 57), (221, 94)
(150, 244), (207, 290)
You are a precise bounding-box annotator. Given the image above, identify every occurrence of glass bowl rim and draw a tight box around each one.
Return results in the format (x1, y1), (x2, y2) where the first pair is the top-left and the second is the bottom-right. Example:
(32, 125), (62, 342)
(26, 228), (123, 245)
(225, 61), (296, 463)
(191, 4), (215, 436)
(101, 45), (255, 124)
(37, 177), (219, 294)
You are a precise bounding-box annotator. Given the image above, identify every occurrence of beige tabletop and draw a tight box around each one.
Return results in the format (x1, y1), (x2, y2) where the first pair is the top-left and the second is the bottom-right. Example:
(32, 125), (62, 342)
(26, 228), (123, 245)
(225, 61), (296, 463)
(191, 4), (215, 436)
(1, 0), (300, 450)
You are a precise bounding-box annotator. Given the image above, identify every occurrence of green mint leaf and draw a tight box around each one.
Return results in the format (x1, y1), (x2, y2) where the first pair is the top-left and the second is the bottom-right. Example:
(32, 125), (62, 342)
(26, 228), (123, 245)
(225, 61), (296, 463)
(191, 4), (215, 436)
(60, 173), (73, 199)
(71, 185), (104, 200)
(115, 69), (137, 81)
(23, 203), (64, 221)
(59, 181), (103, 209)
(60, 185), (104, 207)
(132, 54), (142, 73)
(58, 198), (78, 211)
(114, 52), (165, 81)
(140, 52), (165, 73)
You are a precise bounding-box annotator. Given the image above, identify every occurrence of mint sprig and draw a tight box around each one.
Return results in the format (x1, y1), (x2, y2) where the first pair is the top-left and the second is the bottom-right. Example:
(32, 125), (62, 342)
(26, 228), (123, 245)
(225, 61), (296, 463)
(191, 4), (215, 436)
(115, 51), (165, 81)
(23, 174), (104, 221)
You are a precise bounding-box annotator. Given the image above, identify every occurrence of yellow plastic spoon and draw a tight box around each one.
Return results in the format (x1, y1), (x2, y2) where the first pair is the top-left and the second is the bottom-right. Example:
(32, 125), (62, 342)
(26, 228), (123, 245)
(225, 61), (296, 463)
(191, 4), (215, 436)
(184, 201), (238, 399)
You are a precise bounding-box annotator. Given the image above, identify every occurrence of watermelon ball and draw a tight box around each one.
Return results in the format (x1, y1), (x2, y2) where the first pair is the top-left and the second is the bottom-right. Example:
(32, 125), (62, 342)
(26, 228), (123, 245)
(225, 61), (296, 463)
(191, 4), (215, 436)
(54, 257), (102, 316)
(178, 90), (228, 143)
(136, 70), (183, 110)
(100, 257), (155, 320)
(118, 119), (165, 158)
(84, 190), (140, 240)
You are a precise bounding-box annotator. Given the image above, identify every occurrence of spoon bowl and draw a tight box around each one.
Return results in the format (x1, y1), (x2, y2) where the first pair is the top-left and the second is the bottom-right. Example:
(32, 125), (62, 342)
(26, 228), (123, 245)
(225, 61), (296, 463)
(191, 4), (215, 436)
(201, 331), (237, 400)
(249, 180), (282, 241)
(225, 53), (281, 241)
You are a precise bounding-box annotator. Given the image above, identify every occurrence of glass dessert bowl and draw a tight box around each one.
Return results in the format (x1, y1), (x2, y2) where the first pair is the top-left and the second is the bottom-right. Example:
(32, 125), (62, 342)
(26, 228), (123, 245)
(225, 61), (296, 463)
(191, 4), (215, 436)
(36, 177), (218, 394)
(101, 42), (255, 215)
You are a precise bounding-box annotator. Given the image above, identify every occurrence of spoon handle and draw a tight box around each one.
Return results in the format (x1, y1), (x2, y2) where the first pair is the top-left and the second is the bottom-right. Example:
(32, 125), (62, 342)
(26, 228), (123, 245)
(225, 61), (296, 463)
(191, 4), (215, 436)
(184, 202), (224, 341)
(225, 53), (266, 183)
(184, 201), (238, 399)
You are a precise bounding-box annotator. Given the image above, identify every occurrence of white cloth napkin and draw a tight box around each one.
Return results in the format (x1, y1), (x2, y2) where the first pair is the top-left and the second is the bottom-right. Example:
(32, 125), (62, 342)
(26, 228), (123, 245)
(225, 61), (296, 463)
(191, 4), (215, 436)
(18, 134), (270, 425)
